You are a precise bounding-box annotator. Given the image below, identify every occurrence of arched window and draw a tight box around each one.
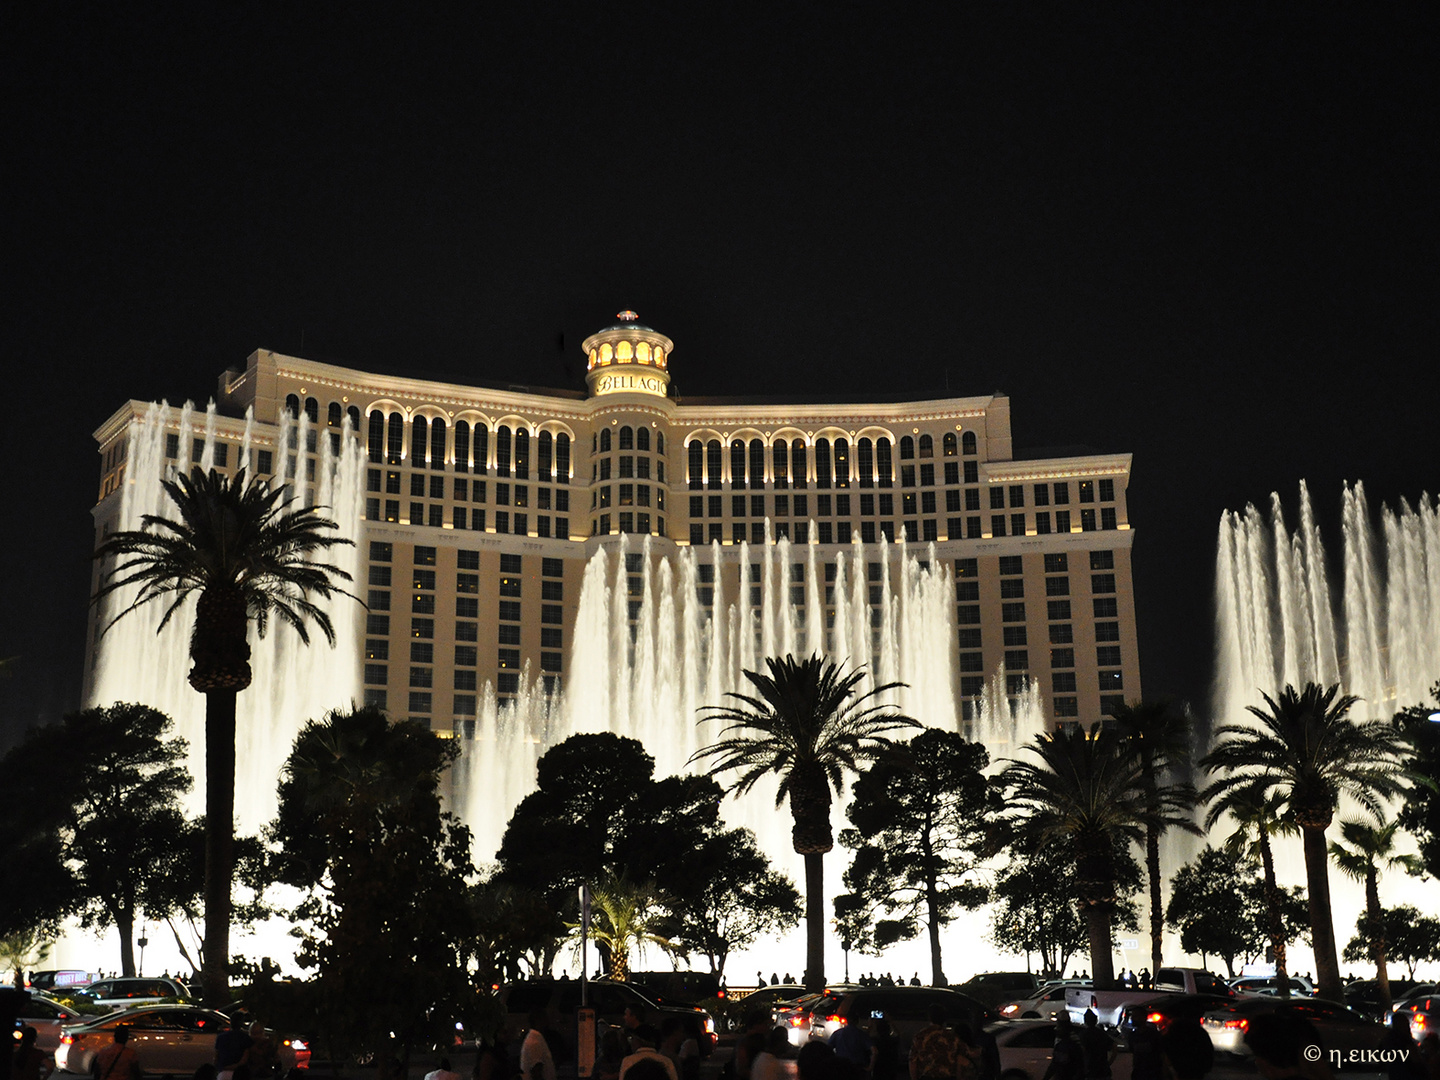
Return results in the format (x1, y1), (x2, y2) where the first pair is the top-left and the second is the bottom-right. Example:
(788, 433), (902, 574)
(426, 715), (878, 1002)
(387, 413), (404, 465)
(688, 440), (704, 489)
(454, 422), (471, 474)
(555, 432), (571, 484)
(962, 431), (977, 455)
(285, 394), (301, 419)
(792, 441), (808, 489)
(877, 437), (893, 487)
(857, 438), (874, 488)
(496, 426), (512, 477)
(514, 428), (529, 479)
(919, 434), (933, 458)
(636, 427), (650, 452)
(305, 398), (319, 424)
(327, 402), (343, 428)
(600, 343), (613, 362)
(620, 426), (634, 450)
(656, 432), (665, 455)
(475, 424), (490, 474)
(772, 439), (788, 487)
(617, 341), (633, 360)
(706, 440), (722, 490)
(368, 411), (385, 463)
(815, 438), (832, 488)
(834, 438), (850, 488)
(900, 435), (915, 460)
(412, 416), (428, 469)
(943, 433), (957, 456)
(430, 418), (446, 470)
(538, 431), (553, 482)
(600, 428), (612, 453)
(730, 440), (746, 489)
(592, 432), (598, 454)
(346, 405), (361, 432)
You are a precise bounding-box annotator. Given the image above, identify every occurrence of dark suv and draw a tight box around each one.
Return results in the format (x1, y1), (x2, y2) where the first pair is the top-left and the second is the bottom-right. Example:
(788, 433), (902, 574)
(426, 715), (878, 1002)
(956, 973), (1041, 1009)
(501, 979), (714, 1058)
(806, 986), (993, 1061)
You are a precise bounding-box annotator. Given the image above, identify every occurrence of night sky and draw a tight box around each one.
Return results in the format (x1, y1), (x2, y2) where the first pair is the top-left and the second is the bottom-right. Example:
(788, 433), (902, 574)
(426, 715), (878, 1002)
(5, 5), (1437, 749)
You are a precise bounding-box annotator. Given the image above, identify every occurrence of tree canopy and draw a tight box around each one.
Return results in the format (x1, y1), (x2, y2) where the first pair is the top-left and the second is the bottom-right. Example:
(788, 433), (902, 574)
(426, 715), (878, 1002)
(1344, 905), (1440, 980)
(1393, 684), (1440, 882)
(838, 728), (998, 985)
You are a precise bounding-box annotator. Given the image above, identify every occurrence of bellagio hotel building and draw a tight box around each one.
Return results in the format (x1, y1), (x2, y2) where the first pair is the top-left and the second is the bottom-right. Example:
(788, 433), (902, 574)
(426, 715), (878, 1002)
(88, 312), (1141, 730)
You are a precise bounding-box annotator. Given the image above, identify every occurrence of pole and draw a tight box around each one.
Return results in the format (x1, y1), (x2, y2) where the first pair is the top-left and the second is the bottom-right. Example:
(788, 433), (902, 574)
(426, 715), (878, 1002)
(580, 883), (591, 1007)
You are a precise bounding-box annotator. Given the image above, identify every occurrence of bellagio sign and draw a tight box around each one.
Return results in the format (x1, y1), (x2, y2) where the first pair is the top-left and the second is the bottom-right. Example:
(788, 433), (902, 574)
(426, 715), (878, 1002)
(593, 372), (668, 396)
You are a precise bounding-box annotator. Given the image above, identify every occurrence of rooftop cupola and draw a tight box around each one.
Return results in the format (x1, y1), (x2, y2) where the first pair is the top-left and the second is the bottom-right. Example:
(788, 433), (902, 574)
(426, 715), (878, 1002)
(583, 310), (674, 398)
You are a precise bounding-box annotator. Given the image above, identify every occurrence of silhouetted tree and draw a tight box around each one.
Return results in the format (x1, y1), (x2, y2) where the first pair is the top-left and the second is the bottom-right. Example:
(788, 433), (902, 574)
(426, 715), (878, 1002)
(1165, 846), (1309, 977)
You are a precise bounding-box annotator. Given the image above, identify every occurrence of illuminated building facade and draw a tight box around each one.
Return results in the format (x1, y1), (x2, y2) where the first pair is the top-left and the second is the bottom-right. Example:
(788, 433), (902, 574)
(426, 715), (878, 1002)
(88, 312), (1141, 731)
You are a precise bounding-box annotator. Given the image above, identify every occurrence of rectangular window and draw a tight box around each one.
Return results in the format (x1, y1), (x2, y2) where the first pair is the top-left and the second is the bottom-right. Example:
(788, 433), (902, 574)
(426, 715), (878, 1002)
(429, 475), (445, 500)
(369, 565), (392, 587)
(411, 618), (434, 638)
(1002, 602), (1026, 622)
(956, 605), (981, 625)
(990, 488), (1005, 510)
(408, 692), (432, 713)
(256, 449), (273, 474)
(1100, 694), (1126, 715)
(472, 481), (487, 502)
(497, 482), (511, 505)
(619, 455), (634, 478)
(955, 558), (977, 580)
(498, 624), (521, 645)
(959, 652), (984, 672)
(690, 523), (704, 545)
(366, 639), (390, 660)
(541, 652), (563, 672)
(945, 489), (961, 514)
(836, 494), (851, 516)
(1052, 671), (1078, 693)
(1051, 648), (1075, 668)
(964, 461), (978, 484)
(1081, 509), (1097, 531)
(365, 497), (381, 521)
(1053, 696), (1078, 717)
(454, 670), (477, 692)
(1011, 513), (1026, 536)
(455, 645), (477, 667)
(731, 494), (746, 517)
(1101, 507), (1117, 529)
(958, 628), (981, 648)
(1056, 510), (1071, 532)
(1079, 480), (1095, 503)
(1097, 645), (1123, 666)
(966, 516), (981, 538)
(456, 573), (479, 594)
(1044, 553), (1067, 573)
(500, 554), (522, 573)
(1099, 670), (1124, 691)
(1096, 621), (1120, 641)
(1050, 623), (1074, 644)
(991, 515), (1006, 537)
(955, 580), (979, 601)
(1094, 597), (1119, 619)
(944, 461), (959, 485)
(413, 569), (436, 590)
(368, 470), (383, 493)
(860, 493), (875, 516)
(1008, 485), (1025, 507)
(1033, 484), (1051, 507)
(1047, 600), (1072, 621)
(1000, 578), (1025, 599)
(456, 597), (478, 618)
(542, 580), (563, 601)
(1004, 649), (1028, 669)
(619, 483), (634, 506)
(409, 502), (424, 525)
(411, 474), (426, 497)
(413, 546), (437, 566)
(999, 555), (1023, 575)
(498, 649), (521, 669)
(1045, 576), (1069, 596)
(963, 488), (979, 511)
(499, 600), (521, 621)
(456, 621), (478, 641)
(921, 491), (936, 515)
(364, 688), (387, 709)
(385, 472), (402, 495)
(541, 627), (563, 648)
(1053, 483), (1070, 504)
(472, 509), (486, 530)
(960, 676), (984, 698)
(1099, 478), (1115, 502)
(1090, 549), (1115, 571)
(541, 604), (563, 624)
(498, 673), (520, 695)
(920, 464), (934, 486)
(411, 641), (434, 663)
(837, 521), (852, 544)
(452, 507), (467, 529)
(1003, 625), (1028, 646)
(902, 493), (916, 515)
(1092, 573), (1116, 594)
(818, 521), (833, 544)
(367, 590), (391, 611)
(364, 664), (387, 685)
(365, 614), (391, 636)
(411, 593), (436, 614)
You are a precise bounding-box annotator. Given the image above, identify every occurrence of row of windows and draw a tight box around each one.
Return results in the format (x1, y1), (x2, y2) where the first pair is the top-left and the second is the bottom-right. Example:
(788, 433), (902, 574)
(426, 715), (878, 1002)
(164, 434), (276, 476)
(594, 426), (665, 454)
(988, 479), (1117, 509)
(592, 513), (667, 536)
(285, 395), (363, 432)
(366, 413), (573, 480)
(594, 484), (666, 510)
(592, 455), (667, 483)
(365, 500), (571, 537)
(365, 472), (571, 511)
(685, 434), (980, 491)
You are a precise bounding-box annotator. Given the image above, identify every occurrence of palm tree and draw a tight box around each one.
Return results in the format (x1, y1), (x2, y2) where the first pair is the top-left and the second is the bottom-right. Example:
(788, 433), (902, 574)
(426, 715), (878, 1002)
(1111, 699), (1201, 978)
(1329, 818), (1420, 1011)
(690, 654), (919, 991)
(1203, 783), (1300, 996)
(573, 875), (678, 980)
(93, 466), (356, 1004)
(999, 724), (1171, 989)
(1200, 682), (1414, 1005)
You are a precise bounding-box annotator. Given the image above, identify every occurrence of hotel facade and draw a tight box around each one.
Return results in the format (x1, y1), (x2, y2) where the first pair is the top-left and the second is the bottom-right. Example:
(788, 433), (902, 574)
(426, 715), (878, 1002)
(87, 312), (1141, 732)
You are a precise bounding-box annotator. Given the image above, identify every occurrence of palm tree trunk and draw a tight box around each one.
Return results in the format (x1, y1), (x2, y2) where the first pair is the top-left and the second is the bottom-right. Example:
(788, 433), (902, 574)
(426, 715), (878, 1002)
(1082, 902), (1116, 990)
(1301, 824), (1342, 1004)
(202, 688), (237, 1006)
(1258, 832), (1290, 998)
(1146, 824), (1163, 976)
(1365, 871), (1391, 1010)
(803, 852), (825, 991)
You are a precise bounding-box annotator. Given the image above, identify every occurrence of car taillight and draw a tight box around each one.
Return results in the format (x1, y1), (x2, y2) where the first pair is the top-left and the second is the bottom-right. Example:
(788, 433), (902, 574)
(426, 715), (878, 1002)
(704, 1017), (715, 1034)
(819, 1013), (845, 1027)
(789, 1015), (804, 1027)
(1146, 1012), (1164, 1025)
(61, 1035), (73, 1045)
(1223, 1019), (1248, 1031)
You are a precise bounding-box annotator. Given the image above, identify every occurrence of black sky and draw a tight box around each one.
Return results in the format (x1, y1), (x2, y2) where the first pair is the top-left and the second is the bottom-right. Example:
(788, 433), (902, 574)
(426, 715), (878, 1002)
(4, 5), (1437, 747)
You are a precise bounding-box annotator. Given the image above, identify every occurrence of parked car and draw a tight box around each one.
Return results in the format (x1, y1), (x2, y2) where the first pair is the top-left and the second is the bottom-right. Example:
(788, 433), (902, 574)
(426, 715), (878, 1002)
(1116, 994), (1236, 1042)
(737, 984), (810, 1015)
(990, 1019), (1063, 1080)
(12, 993), (85, 1054)
(1397, 994), (1438, 1043)
(73, 978), (192, 1011)
(998, 982), (1091, 1020)
(628, 971), (722, 1006)
(1228, 976), (1315, 997)
(28, 972), (92, 994)
(1069, 968), (1234, 1027)
(1345, 979), (1420, 1023)
(957, 973), (1042, 1009)
(805, 985), (994, 1064)
(1391, 985), (1439, 1014)
(776, 992), (833, 1047)
(1201, 996), (1384, 1061)
(54, 1006), (305, 1077)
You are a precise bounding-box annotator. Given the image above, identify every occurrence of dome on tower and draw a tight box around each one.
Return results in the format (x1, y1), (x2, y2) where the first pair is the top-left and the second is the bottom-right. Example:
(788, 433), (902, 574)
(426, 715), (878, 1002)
(583, 310), (674, 398)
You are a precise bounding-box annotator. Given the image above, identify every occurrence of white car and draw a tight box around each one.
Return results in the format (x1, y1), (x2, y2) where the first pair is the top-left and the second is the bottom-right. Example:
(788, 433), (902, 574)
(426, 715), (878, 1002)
(72, 978), (192, 1011)
(998, 983), (1091, 1021)
(992, 1019), (1133, 1080)
(54, 1006), (305, 1077)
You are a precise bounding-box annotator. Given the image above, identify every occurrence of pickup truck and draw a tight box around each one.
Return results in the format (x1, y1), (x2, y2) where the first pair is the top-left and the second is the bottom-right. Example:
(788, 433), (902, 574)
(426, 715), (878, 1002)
(1066, 967), (1235, 1027)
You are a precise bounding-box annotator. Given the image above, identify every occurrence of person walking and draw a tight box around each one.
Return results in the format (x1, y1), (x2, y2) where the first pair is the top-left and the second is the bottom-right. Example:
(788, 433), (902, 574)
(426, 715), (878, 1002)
(91, 1026), (141, 1080)
(1040, 1015), (1082, 1080)
(521, 1011), (557, 1080)
(1076, 1011), (1116, 1080)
